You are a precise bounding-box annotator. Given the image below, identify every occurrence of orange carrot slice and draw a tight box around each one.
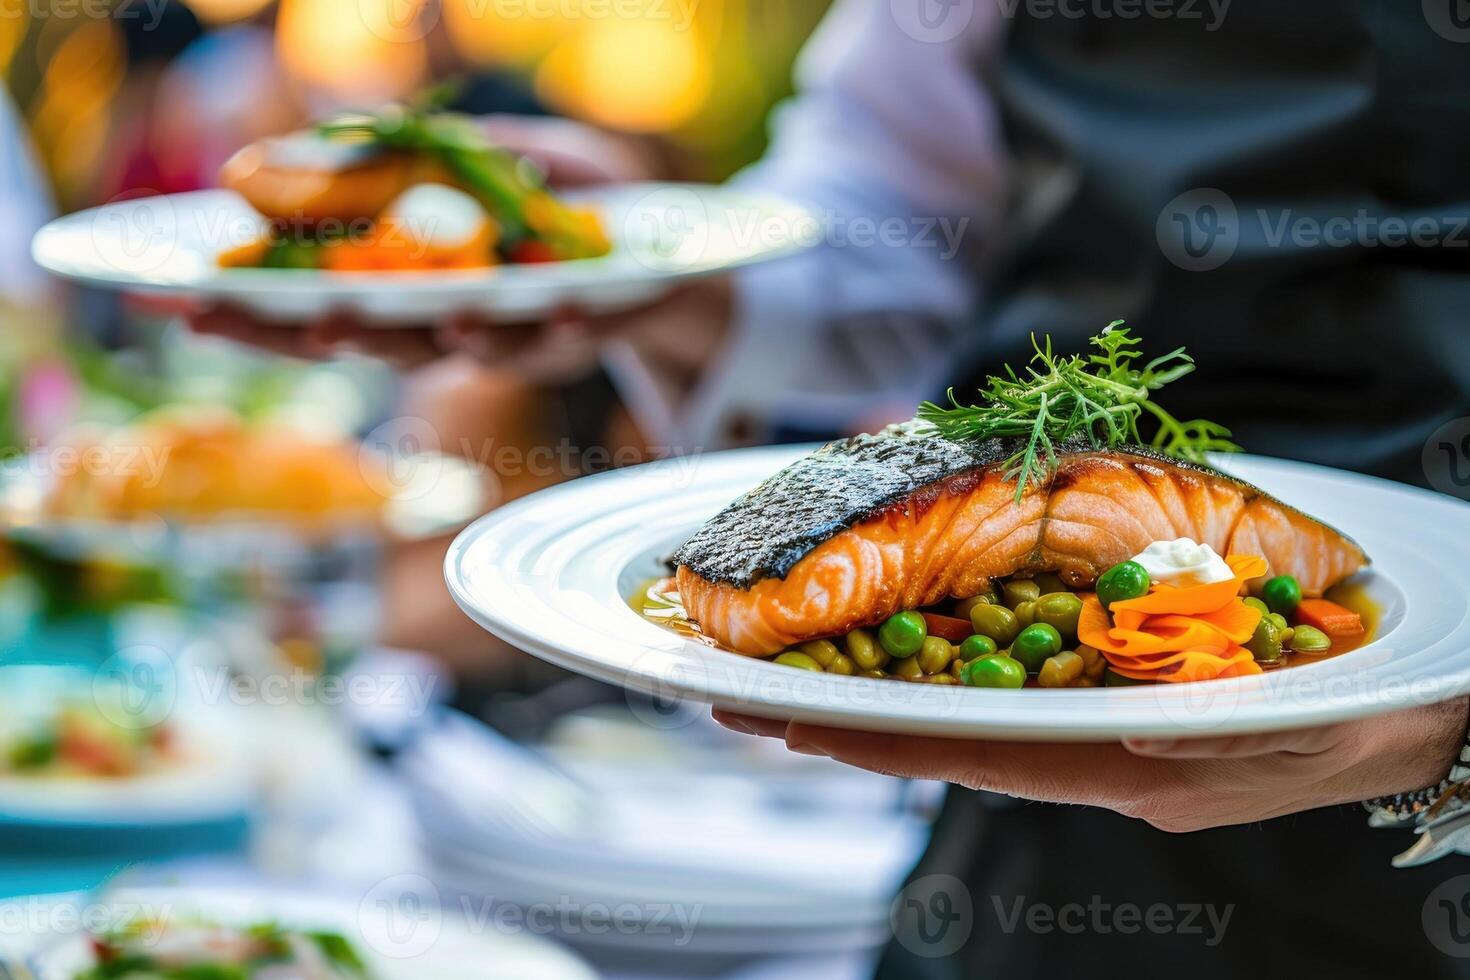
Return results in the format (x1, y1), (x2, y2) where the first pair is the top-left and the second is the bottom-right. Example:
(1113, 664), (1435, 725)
(922, 612), (972, 643)
(1104, 646), (1261, 683)
(1295, 598), (1365, 637)
(1078, 553), (1271, 684)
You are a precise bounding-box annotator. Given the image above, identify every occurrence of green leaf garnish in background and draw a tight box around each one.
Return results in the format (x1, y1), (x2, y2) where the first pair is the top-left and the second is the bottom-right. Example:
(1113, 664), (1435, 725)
(313, 96), (609, 261)
(917, 322), (1241, 501)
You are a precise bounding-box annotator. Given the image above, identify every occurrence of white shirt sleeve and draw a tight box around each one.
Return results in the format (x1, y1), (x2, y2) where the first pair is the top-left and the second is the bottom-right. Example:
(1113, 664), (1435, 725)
(605, 0), (1007, 450)
(0, 89), (55, 306)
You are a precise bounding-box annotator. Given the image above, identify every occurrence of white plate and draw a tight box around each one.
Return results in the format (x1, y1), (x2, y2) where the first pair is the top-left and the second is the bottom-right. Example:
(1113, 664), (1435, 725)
(445, 446), (1470, 742)
(32, 184), (813, 324)
(16, 885), (597, 979)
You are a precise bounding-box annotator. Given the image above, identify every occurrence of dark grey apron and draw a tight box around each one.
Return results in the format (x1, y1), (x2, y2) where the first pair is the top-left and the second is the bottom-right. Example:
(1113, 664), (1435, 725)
(879, 3), (1470, 975)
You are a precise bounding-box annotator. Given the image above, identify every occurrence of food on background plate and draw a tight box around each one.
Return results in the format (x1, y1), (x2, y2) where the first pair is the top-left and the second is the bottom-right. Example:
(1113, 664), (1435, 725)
(1, 704), (178, 779)
(651, 325), (1370, 688)
(76, 916), (368, 979)
(218, 100), (610, 271)
(43, 413), (385, 528)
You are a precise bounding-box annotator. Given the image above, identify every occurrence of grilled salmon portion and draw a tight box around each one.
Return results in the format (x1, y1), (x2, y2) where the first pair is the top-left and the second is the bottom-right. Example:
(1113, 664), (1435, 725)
(673, 427), (1367, 655)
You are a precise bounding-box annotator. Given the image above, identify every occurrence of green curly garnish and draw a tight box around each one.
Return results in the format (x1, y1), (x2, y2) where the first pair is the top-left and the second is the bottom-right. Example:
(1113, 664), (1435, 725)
(917, 322), (1241, 501)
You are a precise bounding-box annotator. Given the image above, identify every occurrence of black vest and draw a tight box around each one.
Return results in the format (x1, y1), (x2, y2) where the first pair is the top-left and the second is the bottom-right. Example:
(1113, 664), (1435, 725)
(964, 1), (1470, 484)
(882, 6), (1470, 977)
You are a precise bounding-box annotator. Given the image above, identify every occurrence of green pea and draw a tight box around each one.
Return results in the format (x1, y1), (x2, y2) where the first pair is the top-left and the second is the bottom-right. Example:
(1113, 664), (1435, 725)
(774, 652), (823, 671)
(878, 611), (928, 658)
(918, 636), (956, 674)
(1038, 650), (1085, 688)
(845, 629), (889, 671)
(960, 655), (1026, 689)
(1245, 617), (1283, 663)
(958, 634), (999, 661)
(1011, 623), (1063, 674)
(1262, 575), (1302, 616)
(799, 639), (842, 668)
(969, 603), (1020, 648)
(1002, 579), (1041, 608)
(1034, 592), (1084, 642)
(1243, 597), (1270, 617)
(1095, 561), (1151, 611)
(1290, 624), (1331, 652)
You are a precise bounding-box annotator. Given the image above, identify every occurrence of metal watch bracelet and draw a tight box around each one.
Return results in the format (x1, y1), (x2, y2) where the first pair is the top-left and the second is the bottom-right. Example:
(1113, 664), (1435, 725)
(1365, 702), (1470, 867)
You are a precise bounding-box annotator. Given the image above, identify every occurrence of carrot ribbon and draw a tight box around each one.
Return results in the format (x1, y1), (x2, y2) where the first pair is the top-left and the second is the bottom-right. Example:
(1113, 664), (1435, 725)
(1078, 554), (1267, 683)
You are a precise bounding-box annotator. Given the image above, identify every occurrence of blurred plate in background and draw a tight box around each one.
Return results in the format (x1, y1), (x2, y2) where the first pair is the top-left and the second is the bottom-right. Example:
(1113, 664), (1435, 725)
(32, 184), (815, 324)
(400, 709), (929, 957)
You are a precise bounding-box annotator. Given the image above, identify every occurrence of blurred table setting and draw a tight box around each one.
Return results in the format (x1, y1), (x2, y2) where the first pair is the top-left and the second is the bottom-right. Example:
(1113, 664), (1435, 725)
(0, 306), (934, 979)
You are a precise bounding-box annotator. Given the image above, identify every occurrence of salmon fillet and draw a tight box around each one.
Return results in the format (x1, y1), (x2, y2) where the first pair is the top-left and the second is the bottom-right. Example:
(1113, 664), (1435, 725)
(673, 427), (1367, 655)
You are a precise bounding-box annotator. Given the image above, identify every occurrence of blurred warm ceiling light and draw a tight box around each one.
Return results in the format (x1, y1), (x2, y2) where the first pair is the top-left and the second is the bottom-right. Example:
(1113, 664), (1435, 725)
(182, 0), (274, 24)
(32, 19), (124, 200)
(276, 0), (428, 102)
(443, 0), (572, 66)
(536, 19), (711, 132)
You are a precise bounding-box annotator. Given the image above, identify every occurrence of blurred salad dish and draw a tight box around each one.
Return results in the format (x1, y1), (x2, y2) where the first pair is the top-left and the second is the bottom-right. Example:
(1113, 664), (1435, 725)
(1, 703), (178, 781)
(75, 917), (368, 980)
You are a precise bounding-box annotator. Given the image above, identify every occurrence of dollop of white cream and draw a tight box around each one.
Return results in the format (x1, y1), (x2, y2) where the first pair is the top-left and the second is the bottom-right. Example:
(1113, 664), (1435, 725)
(382, 183), (489, 247)
(1129, 538), (1233, 587)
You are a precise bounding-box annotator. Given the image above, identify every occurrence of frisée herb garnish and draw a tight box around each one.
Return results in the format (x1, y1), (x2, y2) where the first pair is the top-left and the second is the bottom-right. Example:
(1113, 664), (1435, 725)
(917, 322), (1240, 501)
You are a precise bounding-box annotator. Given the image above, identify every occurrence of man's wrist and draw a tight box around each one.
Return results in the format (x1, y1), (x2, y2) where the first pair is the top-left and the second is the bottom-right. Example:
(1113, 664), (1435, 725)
(1363, 696), (1470, 838)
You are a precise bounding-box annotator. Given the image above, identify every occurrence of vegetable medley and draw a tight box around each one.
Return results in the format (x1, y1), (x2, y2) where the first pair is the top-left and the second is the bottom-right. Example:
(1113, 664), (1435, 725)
(639, 557), (1368, 688)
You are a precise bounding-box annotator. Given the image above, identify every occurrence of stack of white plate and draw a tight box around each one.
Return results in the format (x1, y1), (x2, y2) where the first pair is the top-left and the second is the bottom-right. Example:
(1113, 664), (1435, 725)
(400, 710), (932, 956)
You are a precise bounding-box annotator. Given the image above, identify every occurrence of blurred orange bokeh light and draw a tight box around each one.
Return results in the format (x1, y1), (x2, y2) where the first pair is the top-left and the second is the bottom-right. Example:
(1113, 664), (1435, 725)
(276, 0), (429, 102)
(536, 17), (711, 133)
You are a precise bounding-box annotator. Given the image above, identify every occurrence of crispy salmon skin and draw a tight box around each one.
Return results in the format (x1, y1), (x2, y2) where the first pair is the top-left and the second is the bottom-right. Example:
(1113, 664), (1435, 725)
(672, 425), (1367, 655)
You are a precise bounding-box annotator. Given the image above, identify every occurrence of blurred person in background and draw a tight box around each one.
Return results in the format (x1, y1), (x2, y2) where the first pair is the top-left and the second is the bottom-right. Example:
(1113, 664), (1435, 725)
(0, 90), (53, 308)
(189, 0), (1470, 976)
